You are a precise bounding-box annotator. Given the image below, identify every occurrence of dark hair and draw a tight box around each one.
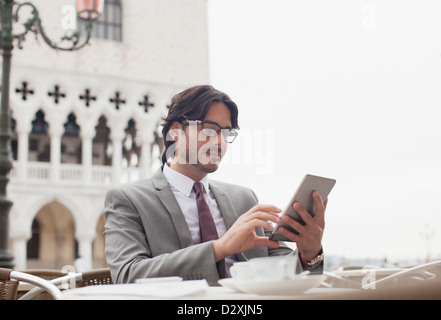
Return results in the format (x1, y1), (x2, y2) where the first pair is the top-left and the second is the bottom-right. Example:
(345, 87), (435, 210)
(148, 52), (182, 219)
(161, 85), (239, 164)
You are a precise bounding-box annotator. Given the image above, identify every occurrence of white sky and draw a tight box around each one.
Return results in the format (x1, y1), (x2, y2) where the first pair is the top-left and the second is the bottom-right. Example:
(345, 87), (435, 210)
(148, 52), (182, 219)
(207, 0), (441, 263)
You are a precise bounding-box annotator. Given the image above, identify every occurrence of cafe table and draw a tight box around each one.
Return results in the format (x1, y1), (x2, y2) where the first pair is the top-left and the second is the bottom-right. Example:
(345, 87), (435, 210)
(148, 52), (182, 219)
(61, 260), (441, 300)
(61, 274), (441, 300)
(61, 276), (360, 300)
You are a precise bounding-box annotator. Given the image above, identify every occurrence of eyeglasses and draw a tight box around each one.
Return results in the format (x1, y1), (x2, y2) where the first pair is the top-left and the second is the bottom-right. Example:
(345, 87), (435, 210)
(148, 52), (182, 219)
(182, 120), (239, 143)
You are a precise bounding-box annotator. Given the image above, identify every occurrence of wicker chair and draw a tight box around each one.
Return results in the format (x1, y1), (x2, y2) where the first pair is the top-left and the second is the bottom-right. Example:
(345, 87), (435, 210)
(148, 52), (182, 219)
(77, 268), (113, 287)
(21, 269), (67, 280)
(0, 268), (62, 300)
(17, 269), (68, 300)
(0, 268), (19, 300)
(19, 268), (112, 300)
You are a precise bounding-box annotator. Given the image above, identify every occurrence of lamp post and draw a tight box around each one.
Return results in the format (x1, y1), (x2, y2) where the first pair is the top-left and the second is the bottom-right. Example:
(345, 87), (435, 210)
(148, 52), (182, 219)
(0, 0), (103, 268)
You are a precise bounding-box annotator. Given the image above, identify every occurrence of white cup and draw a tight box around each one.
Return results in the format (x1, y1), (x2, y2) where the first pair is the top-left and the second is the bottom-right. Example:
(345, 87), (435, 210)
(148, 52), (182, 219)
(229, 261), (254, 281)
(248, 256), (298, 280)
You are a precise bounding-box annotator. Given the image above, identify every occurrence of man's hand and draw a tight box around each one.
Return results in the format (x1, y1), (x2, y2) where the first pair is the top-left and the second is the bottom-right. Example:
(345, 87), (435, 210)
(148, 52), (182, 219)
(277, 191), (327, 261)
(212, 204), (281, 262)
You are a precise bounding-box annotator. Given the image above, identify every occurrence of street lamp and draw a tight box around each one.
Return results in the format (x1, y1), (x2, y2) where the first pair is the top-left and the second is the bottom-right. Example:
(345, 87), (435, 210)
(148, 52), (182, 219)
(78, 0), (104, 20)
(0, 0), (103, 268)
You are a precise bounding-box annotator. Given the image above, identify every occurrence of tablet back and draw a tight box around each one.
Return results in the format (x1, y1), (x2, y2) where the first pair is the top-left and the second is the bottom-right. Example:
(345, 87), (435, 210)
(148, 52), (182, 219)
(269, 174), (336, 242)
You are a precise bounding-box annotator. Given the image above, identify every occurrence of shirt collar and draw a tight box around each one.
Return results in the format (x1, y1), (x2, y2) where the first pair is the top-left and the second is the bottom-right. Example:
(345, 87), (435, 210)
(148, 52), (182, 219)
(163, 164), (210, 197)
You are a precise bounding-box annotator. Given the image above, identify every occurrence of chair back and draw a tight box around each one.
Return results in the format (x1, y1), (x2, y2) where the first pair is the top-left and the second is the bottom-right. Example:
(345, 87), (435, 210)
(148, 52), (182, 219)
(22, 269), (67, 280)
(18, 267), (113, 300)
(77, 268), (113, 287)
(0, 268), (19, 300)
(9, 269), (62, 300)
(18, 269), (68, 300)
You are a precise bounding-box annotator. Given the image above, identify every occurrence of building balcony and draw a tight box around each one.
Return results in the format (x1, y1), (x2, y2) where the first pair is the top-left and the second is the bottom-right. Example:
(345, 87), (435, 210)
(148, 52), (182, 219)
(10, 161), (146, 188)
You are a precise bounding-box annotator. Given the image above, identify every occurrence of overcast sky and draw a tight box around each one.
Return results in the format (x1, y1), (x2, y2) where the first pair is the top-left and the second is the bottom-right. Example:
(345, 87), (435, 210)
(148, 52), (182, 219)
(206, 0), (441, 263)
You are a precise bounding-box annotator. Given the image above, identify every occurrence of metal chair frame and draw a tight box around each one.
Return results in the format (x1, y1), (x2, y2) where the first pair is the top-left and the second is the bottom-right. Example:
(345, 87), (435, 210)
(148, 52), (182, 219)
(19, 268), (112, 300)
(0, 268), (62, 300)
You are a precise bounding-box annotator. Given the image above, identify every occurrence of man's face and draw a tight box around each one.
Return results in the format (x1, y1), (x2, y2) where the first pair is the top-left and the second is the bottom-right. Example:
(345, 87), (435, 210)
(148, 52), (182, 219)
(173, 102), (232, 174)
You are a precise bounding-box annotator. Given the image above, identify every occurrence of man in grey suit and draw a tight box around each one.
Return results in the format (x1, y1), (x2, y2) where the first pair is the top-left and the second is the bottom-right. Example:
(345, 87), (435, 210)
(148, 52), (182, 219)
(104, 85), (326, 285)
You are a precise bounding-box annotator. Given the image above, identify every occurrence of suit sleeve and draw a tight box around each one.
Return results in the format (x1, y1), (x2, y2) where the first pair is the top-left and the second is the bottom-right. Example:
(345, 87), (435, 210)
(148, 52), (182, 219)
(104, 187), (221, 285)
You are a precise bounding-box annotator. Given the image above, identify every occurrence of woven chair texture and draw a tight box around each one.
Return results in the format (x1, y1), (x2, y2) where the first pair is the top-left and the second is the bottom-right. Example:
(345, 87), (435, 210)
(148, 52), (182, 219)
(77, 268), (113, 287)
(0, 268), (18, 300)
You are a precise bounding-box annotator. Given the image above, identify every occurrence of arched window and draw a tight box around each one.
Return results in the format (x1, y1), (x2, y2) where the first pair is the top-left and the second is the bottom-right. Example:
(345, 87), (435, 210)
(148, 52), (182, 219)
(29, 110), (50, 162)
(61, 113), (82, 164)
(10, 116), (17, 161)
(27, 219), (40, 260)
(123, 119), (141, 168)
(93, 116), (112, 166)
(31, 110), (49, 135)
(79, 0), (122, 41)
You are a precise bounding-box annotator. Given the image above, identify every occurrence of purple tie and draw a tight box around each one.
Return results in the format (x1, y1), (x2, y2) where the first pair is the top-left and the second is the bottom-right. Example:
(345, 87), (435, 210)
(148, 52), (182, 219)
(193, 182), (219, 242)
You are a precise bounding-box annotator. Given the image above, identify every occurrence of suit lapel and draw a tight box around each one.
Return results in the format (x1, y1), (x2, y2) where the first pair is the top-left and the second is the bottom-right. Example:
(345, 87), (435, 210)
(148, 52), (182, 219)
(152, 168), (193, 248)
(209, 184), (238, 229)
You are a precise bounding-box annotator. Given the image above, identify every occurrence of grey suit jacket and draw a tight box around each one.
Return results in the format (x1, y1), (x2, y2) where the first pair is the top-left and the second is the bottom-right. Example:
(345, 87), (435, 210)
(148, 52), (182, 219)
(104, 167), (309, 285)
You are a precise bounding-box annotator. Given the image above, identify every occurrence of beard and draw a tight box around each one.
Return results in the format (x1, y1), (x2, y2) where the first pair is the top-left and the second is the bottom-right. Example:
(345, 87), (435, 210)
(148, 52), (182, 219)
(190, 145), (224, 173)
(192, 162), (219, 174)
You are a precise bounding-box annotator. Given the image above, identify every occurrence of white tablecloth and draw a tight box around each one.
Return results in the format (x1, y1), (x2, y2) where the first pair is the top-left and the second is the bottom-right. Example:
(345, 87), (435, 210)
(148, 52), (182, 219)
(61, 281), (358, 300)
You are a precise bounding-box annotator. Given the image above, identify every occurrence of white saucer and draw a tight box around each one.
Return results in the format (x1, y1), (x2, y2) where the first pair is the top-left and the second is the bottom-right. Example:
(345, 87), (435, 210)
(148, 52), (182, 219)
(219, 275), (325, 296)
(218, 278), (247, 293)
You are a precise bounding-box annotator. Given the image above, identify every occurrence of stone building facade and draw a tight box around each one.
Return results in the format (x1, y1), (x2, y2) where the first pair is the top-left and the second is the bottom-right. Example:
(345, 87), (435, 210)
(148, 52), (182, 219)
(7, 0), (209, 270)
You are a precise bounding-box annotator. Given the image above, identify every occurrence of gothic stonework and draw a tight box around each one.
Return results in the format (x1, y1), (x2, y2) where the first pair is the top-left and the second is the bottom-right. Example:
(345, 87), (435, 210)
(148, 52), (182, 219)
(8, 0), (209, 271)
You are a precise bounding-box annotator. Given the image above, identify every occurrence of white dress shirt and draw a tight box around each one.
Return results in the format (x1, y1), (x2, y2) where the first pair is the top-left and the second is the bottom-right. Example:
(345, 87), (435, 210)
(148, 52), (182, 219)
(162, 164), (228, 244)
(162, 164), (236, 276)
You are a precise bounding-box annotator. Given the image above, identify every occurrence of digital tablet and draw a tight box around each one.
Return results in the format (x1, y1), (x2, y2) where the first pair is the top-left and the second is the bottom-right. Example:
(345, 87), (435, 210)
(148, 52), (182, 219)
(269, 174), (336, 242)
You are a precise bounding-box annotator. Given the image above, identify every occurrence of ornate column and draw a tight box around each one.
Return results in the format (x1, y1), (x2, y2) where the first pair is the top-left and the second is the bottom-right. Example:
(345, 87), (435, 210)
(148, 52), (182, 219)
(76, 235), (94, 271)
(110, 126), (125, 184)
(81, 127), (95, 183)
(11, 236), (28, 270)
(16, 125), (31, 180)
(49, 123), (63, 183)
(9, 210), (31, 271)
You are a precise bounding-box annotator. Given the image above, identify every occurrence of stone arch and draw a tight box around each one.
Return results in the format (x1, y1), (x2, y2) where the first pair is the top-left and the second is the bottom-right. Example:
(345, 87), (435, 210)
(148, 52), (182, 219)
(26, 201), (77, 269)
(25, 194), (84, 234)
